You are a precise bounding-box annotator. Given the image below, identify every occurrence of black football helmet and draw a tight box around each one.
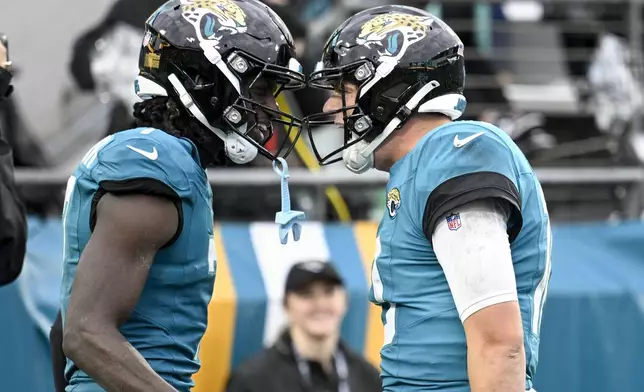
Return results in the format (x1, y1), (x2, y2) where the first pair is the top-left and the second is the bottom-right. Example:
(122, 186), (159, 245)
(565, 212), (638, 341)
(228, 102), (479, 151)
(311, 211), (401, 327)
(304, 5), (467, 173)
(135, 0), (306, 164)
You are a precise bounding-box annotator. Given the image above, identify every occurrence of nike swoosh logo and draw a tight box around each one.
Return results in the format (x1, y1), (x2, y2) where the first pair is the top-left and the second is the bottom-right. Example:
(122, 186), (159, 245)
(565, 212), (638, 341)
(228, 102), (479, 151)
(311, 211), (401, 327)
(454, 131), (485, 148)
(127, 145), (158, 160)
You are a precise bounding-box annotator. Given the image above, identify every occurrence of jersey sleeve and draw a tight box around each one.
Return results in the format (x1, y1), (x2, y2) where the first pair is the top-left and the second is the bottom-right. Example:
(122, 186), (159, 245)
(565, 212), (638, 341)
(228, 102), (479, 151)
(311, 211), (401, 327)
(89, 132), (191, 242)
(416, 125), (523, 243)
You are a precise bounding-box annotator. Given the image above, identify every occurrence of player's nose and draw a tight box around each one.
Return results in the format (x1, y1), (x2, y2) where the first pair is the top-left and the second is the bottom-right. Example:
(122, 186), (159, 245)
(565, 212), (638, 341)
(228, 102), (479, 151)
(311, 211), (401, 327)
(323, 96), (341, 114)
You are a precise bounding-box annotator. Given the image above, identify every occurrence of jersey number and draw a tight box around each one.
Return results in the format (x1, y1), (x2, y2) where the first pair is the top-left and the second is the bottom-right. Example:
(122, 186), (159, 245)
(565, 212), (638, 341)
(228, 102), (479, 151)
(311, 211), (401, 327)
(81, 135), (114, 169)
(62, 136), (115, 261)
(206, 184), (217, 276)
(371, 236), (396, 346)
(61, 176), (78, 262)
(532, 181), (552, 336)
(207, 234), (216, 276)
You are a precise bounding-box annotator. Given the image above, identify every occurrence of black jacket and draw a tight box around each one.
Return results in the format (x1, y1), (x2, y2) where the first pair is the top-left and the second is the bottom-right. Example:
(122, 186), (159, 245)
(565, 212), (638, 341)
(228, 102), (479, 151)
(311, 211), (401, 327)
(50, 310), (67, 392)
(0, 67), (26, 286)
(226, 330), (382, 392)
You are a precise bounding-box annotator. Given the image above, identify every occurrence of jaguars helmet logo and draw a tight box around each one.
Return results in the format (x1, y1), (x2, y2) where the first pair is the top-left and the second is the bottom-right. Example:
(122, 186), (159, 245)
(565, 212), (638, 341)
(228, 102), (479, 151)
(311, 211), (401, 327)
(356, 13), (433, 61)
(181, 0), (247, 49)
(386, 188), (401, 218)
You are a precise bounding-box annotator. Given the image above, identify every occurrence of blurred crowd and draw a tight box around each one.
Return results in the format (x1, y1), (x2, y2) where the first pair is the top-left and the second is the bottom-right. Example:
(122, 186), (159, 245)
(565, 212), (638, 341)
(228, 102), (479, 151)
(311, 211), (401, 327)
(4, 0), (644, 222)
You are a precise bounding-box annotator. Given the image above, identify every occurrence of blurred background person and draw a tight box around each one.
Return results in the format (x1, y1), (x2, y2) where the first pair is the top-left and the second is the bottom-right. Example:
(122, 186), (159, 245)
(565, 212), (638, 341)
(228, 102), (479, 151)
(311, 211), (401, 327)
(68, 0), (165, 137)
(0, 35), (27, 286)
(226, 260), (382, 392)
(0, 33), (59, 217)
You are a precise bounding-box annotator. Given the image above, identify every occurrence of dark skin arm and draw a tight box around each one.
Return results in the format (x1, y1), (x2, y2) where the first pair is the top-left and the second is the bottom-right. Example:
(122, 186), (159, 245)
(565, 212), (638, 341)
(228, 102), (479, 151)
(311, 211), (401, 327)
(62, 192), (179, 392)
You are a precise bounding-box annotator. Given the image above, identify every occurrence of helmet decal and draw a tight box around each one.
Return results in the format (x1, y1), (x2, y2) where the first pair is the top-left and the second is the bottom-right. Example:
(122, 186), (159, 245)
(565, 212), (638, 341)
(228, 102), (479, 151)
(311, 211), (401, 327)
(356, 13), (434, 61)
(181, 0), (248, 49)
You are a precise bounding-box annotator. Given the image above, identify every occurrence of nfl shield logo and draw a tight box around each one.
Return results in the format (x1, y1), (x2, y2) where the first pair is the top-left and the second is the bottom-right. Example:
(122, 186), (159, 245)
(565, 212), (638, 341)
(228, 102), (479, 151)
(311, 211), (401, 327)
(446, 213), (462, 231)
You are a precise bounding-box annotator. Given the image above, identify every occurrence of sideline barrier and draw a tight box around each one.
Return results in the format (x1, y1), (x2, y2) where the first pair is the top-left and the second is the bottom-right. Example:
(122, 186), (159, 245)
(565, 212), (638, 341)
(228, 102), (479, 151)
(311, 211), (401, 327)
(1, 217), (643, 392)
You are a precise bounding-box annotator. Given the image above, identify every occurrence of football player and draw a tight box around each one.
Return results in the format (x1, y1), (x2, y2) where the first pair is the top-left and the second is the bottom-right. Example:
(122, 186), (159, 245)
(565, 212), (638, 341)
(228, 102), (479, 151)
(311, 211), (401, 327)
(304, 5), (552, 392)
(52, 1), (305, 391)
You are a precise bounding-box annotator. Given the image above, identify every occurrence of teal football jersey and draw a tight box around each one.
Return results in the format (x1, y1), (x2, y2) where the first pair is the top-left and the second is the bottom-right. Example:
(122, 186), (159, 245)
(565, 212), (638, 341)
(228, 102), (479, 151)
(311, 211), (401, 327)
(60, 128), (216, 391)
(371, 121), (552, 391)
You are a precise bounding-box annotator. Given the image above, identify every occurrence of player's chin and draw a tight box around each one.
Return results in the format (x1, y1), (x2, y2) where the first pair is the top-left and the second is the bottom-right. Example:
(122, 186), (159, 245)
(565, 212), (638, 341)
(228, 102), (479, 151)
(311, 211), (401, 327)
(373, 151), (387, 171)
(248, 122), (273, 145)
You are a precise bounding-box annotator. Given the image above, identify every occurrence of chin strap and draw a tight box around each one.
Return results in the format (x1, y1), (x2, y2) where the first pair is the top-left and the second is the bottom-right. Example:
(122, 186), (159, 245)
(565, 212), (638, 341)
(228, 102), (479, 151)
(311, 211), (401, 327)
(343, 81), (442, 173)
(166, 73), (258, 164)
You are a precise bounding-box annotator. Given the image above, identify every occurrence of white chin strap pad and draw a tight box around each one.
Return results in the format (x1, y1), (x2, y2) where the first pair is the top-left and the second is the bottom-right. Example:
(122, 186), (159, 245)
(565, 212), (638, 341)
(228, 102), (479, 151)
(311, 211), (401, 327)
(159, 74), (258, 164)
(224, 132), (258, 164)
(342, 139), (374, 174)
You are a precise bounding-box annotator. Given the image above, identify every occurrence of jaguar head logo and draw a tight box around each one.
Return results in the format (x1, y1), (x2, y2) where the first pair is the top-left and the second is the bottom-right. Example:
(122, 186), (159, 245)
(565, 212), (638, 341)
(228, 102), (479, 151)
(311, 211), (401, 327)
(356, 13), (433, 60)
(386, 188), (401, 218)
(182, 0), (247, 48)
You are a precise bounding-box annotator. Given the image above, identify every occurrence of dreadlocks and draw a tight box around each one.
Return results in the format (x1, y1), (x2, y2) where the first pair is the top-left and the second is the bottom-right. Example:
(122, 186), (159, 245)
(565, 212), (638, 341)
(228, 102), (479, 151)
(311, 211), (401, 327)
(132, 97), (227, 165)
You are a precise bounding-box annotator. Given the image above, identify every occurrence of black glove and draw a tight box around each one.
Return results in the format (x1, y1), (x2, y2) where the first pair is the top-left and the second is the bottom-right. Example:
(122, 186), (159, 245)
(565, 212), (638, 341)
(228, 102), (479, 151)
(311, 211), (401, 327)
(0, 67), (12, 100)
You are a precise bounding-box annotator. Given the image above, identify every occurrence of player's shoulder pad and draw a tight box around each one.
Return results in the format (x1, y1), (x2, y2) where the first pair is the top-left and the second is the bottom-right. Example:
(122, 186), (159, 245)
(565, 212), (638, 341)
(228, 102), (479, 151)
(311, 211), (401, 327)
(90, 127), (200, 194)
(413, 121), (520, 193)
(413, 121), (523, 240)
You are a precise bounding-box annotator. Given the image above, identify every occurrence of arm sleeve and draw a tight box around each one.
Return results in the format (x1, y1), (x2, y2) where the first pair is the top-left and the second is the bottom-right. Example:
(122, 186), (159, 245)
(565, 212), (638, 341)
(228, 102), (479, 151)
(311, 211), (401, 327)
(432, 198), (518, 322)
(0, 128), (26, 286)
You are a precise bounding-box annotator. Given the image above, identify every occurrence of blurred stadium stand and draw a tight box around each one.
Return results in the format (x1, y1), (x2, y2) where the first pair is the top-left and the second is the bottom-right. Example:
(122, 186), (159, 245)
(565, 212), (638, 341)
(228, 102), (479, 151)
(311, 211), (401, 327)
(10, 0), (644, 222)
(3, 0), (644, 391)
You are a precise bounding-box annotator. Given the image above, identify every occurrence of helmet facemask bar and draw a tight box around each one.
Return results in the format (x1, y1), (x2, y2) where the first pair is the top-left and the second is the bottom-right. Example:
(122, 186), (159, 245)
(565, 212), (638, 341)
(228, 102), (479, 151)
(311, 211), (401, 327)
(304, 60), (379, 165)
(222, 51), (306, 161)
